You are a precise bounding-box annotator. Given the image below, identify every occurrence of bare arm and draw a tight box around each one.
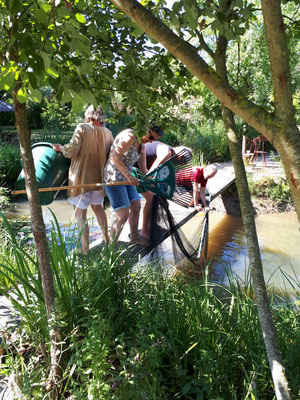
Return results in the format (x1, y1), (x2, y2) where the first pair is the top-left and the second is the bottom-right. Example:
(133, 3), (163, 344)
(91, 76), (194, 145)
(111, 131), (139, 185)
(193, 182), (199, 207)
(193, 183), (207, 211)
(199, 186), (207, 208)
(137, 145), (148, 176)
(148, 144), (172, 173)
(53, 124), (84, 158)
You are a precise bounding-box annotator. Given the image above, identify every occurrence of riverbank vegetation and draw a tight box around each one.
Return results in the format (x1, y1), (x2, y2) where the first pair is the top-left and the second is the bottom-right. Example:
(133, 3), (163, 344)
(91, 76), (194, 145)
(0, 217), (299, 399)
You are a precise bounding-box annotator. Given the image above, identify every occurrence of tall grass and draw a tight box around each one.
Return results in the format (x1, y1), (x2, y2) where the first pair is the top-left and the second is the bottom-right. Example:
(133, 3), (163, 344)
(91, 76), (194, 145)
(0, 214), (299, 399)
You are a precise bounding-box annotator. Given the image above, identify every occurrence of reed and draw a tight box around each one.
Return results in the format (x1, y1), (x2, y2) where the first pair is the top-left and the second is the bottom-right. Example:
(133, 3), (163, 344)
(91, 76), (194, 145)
(0, 216), (299, 399)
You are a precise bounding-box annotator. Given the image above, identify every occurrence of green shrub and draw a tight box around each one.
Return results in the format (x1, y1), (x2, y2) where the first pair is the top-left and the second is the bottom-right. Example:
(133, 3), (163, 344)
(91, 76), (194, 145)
(0, 187), (11, 209)
(41, 98), (77, 133)
(184, 120), (230, 163)
(162, 119), (230, 164)
(0, 142), (21, 187)
(249, 175), (292, 204)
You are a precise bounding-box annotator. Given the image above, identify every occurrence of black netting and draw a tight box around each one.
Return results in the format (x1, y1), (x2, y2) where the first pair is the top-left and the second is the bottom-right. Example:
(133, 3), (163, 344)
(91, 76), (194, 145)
(145, 196), (209, 267)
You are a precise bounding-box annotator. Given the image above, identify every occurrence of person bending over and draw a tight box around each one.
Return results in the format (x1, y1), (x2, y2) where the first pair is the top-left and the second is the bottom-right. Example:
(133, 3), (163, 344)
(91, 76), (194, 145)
(140, 139), (171, 239)
(176, 164), (217, 212)
(104, 126), (163, 246)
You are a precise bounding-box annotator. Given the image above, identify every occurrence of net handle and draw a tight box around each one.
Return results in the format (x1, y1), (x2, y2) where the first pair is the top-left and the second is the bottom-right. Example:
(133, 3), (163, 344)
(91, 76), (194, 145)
(12, 162), (176, 197)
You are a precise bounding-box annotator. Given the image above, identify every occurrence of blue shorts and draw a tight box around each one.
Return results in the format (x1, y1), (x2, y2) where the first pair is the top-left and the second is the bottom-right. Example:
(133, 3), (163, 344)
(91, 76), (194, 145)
(105, 185), (140, 211)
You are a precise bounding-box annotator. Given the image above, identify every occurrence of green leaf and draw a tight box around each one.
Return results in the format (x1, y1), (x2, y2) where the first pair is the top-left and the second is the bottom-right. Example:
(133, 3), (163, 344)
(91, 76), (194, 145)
(40, 51), (51, 70)
(17, 87), (28, 103)
(75, 13), (86, 23)
(29, 88), (42, 103)
(61, 88), (74, 103)
(172, 2), (182, 13)
(1, 72), (15, 91)
(182, 382), (192, 395)
(76, 37), (90, 57)
(225, 30), (235, 41)
(40, 3), (51, 13)
(7, 36), (16, 51)
(74, 0), (86, 11)
(217, 12), (227, 23)
(133, 26), (144, 38)
(71, 96), (84, 113)
(34, 6), (48, 24)
(80, 89), (96, 105)
(57, 5), (70, 18)
(28, 72), (37, 89)
(44, 41), (55, 54)
(189, 5), (198, 20)
(10, 0), (21, 13)
(78, 60), (92, 74)
(47, 67), (59, 79)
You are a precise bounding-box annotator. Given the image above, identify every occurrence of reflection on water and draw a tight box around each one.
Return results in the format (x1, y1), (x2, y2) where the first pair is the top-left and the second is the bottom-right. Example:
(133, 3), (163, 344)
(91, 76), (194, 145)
(3, 199), (300, 293)
(207, 213), (300, 293)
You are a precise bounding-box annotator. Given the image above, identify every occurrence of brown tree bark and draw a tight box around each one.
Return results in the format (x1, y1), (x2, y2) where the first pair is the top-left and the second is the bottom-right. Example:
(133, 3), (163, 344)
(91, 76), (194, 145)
(12, 93), (61, 398)
(9, 15), (59, 396)
(109, 0), (300, 223)
(214, 31), (291, 399)
(12, 94), (55, 316)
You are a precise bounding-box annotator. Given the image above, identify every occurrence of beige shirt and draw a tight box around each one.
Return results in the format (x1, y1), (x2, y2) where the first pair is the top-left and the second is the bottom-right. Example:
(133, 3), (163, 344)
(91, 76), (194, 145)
(62, 122), (113, 198)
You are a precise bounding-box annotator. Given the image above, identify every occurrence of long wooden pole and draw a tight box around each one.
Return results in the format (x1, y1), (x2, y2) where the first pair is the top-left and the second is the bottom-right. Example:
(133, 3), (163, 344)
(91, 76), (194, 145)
(11, 181), (130, 195)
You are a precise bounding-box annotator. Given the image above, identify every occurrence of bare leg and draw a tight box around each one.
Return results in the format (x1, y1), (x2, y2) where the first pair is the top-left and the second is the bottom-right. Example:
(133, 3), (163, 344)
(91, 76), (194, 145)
(91, 204), (109, 243)
(74, 207), (89, 254)
(110, 207), (129, 244)
(128, 199), (141, 239)
(140, 191), (153, 238)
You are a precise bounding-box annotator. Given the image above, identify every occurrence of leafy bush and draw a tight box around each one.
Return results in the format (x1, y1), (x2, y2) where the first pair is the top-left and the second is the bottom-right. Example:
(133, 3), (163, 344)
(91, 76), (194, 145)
(163, 120), (230, 164)
(0, 187), (10, 209)
(41, 98), (77, 133)
(183, 120), (230, 163)
(249, 175), (292, 204)
(0, 142), (21, 187)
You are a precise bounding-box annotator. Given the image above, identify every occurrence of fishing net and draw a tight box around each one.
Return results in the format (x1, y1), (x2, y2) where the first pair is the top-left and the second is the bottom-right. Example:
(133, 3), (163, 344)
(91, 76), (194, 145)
(143, 196), (209, 267)
(135, 148), (209, 267)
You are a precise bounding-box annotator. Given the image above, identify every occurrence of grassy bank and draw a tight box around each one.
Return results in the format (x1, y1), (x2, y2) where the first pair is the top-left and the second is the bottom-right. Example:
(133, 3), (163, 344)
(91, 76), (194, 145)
(0, 215), (299, 399)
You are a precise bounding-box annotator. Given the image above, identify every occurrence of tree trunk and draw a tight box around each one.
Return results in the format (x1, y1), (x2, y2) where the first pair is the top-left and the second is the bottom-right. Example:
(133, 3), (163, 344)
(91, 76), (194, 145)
(12, 93), (60, 398)
(109, 0), (300, 223)
(214, 31), (291, 400)
(261, 0), (300, 230)
(12, 95), (55, 316)
(8, 14), (60, 397)
(223, 110), (292, 400)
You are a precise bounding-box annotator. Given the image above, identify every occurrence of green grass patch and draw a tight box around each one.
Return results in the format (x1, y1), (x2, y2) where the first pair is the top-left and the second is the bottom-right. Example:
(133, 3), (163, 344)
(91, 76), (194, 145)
(0, 215), (299, 399)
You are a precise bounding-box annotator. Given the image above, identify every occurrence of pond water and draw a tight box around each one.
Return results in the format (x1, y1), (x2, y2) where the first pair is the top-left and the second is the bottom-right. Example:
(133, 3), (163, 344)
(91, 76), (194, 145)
(3, 198), (300, 294)
(207, 212), (300, 294)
